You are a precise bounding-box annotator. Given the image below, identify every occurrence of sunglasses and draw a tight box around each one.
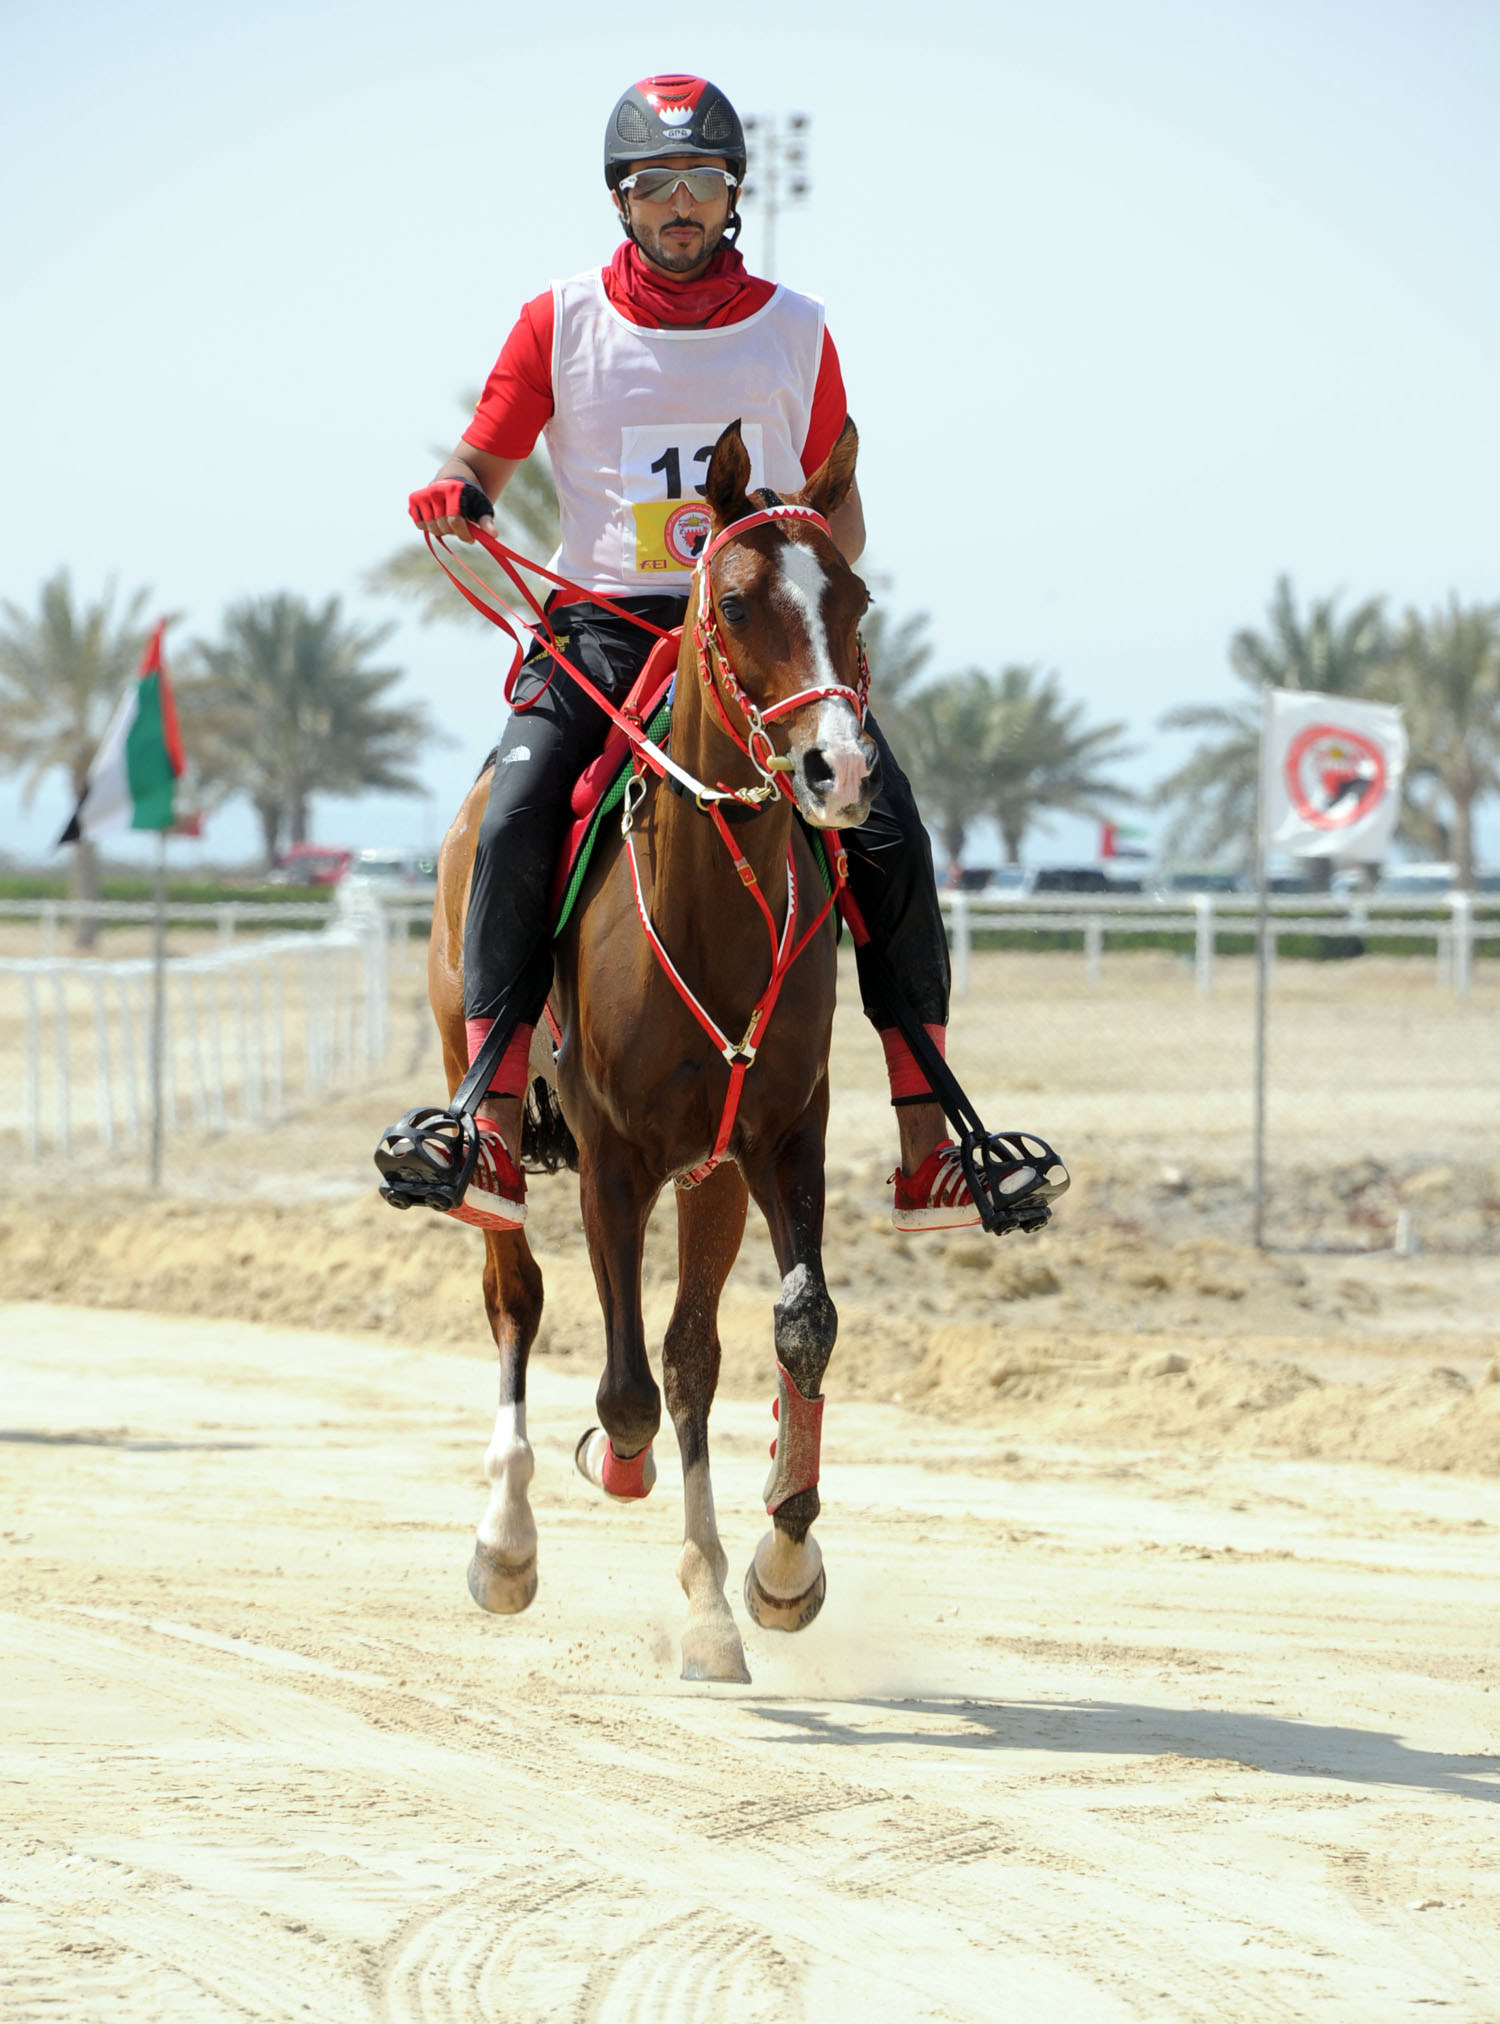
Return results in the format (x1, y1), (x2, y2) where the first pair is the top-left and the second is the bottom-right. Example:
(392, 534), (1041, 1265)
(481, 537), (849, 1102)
(618, 166), (738, 203)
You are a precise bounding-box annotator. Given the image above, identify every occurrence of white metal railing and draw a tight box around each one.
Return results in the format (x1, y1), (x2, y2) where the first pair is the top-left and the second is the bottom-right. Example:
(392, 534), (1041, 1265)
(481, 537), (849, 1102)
(0, 890), (438, 951)
(0, 896), (336, 955)
(0, 911), (389, 1162)
(939, 889), (1499, 1000)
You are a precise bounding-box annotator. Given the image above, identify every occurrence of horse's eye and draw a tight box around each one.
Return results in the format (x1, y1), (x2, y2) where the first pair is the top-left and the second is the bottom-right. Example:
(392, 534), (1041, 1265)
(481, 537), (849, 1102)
(718, 593), (749, 625)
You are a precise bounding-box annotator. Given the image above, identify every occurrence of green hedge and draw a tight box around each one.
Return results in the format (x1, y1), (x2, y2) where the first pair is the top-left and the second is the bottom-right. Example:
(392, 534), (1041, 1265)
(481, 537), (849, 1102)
(0, 874), (333, 907)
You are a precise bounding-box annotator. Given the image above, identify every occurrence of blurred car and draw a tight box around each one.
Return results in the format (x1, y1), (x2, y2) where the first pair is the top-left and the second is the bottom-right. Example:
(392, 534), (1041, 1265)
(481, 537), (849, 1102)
(272, 843), (353, 887)
(985, 866), (1114, 899)
(1374, 864), (1500, 897)
(1375, 863), (1455, 897)
(1152, 870), (1244, 896)
(345, 847), (438, 894)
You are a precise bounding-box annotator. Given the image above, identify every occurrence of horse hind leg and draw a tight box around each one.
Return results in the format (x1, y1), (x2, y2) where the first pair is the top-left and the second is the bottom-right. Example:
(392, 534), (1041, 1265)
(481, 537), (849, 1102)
(468, 1229), (545, 1614)
(666, 1165), (751, 1683)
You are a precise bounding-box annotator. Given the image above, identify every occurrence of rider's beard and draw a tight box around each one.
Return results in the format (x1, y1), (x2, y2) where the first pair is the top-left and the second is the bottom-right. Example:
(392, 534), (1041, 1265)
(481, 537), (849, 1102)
(632, 211), (726, 275)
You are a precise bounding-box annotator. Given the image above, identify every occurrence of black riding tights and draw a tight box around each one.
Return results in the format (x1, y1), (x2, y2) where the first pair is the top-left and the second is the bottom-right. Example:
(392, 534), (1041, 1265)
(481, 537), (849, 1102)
(462, 596), (950, 1045)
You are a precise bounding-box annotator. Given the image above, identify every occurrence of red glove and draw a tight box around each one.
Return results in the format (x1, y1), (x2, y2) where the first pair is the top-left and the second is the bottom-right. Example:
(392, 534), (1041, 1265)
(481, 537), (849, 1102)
(408, 479), (493, 529)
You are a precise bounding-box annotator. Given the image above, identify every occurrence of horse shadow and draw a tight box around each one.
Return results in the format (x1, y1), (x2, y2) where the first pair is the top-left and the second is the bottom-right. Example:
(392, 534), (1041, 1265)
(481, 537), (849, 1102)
(747, 1697), (1500, 1804)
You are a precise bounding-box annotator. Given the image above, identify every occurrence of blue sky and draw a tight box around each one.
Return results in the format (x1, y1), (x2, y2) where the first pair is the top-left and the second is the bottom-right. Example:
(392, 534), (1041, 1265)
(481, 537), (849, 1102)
(3, 0), (1497, 867)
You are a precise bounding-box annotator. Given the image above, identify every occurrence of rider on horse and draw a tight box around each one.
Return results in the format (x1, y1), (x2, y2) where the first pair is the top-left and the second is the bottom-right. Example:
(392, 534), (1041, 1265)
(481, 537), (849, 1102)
(404, 74), (1067, 1238)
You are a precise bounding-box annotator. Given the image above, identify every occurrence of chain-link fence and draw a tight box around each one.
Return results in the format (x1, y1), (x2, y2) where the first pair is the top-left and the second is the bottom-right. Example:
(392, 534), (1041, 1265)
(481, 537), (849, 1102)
(4, 882), (1495, 1240)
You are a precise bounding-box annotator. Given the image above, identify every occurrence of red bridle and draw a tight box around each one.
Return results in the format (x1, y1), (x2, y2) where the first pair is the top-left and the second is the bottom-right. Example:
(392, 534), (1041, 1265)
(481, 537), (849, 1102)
(692, 504), (871, 797)
(423, 501), (869, 808)
(423, 502), (869, 1187)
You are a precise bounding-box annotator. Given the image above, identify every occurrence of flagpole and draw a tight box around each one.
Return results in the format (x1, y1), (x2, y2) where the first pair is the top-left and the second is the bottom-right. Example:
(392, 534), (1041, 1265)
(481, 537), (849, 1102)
(150, 831), (167, 1189)
(1251, 686), (1272, 1250)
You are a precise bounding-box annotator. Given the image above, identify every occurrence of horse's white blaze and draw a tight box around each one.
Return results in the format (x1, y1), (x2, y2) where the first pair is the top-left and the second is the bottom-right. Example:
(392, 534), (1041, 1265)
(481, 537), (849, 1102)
(774, 540), (839, 693)
(775, 541), (870, 813)
(477, 1400), (537, 1562)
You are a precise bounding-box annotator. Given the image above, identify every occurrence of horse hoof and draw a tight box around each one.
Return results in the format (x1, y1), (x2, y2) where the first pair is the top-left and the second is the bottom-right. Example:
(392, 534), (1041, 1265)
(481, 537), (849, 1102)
(467, 1541), (538, 1615)
(744, 1555), (826, 1633)
(681, 1617), (751, 1684)
(574, 1427), (657, 1501)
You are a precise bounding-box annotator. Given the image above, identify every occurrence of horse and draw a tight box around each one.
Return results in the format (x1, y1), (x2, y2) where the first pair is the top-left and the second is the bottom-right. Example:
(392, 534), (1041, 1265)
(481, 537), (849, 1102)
(427, 419), (876, 1683)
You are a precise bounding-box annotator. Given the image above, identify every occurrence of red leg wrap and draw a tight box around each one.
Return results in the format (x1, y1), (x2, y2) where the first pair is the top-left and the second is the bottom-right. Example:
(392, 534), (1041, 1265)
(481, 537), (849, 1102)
(880, 1022), (947, 1103)
(600, 1443), (654, 1500)
(762, 1360), (824, 1513)
(465, 1019), (535, 1098)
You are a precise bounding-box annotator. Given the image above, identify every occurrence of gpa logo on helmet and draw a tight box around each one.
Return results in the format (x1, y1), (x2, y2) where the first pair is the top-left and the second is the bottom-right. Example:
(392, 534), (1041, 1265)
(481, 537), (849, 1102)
(664, 504), (712, 567)
(1283, 724), (1388, 830)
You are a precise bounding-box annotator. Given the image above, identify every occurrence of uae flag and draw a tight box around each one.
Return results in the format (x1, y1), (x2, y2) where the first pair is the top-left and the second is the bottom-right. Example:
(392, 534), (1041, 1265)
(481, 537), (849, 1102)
(1260, 688), (1406, 863)
(1100, 822), (1150, 860)
(59, 621), (199, 842)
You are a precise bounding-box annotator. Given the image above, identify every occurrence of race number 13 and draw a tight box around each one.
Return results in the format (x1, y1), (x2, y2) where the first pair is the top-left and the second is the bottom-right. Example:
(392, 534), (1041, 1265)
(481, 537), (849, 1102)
(620, 423), (766, 573)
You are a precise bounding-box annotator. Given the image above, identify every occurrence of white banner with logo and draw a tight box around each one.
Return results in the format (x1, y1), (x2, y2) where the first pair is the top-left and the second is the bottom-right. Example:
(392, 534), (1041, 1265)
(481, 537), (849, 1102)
(1260, 689), (1407, 863)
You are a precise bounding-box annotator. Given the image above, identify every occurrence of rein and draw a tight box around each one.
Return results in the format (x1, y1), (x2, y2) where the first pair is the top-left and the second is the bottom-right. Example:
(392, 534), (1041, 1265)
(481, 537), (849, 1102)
(425, 501), (867, 1187)
(422, 502), (866, 814)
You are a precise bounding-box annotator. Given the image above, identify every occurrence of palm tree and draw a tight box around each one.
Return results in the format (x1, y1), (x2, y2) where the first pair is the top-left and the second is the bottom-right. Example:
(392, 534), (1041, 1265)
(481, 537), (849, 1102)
(364, 406), (562, 628)
(898, 670), (1011, 871)
(1155, 574), (1390, 876)
(1151, 697), (1260, 872)
(0, 569), (153, 944)
(986, 665), (1137, 863)
(180, 594), (438, 866)
(1382, 597), (1500, 890)
(899, 665), (1136, 871)
(859, 598), (935, 745)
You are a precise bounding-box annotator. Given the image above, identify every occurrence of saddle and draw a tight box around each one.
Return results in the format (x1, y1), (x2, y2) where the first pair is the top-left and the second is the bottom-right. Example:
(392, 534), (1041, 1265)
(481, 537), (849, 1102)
(548, 629), (680, 932)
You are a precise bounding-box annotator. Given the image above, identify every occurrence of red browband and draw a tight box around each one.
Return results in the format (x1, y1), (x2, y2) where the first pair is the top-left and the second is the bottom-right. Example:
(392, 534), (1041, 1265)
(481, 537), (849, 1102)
(698, 502), (831, 568)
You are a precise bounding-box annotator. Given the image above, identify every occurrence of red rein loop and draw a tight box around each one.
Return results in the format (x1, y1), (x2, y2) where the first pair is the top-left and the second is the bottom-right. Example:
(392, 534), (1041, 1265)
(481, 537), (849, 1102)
(421, 523), (676, 716)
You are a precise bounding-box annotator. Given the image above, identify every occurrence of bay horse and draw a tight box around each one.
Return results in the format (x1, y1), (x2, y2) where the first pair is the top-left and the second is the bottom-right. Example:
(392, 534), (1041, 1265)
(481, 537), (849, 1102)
(427, 420), (875, 1682)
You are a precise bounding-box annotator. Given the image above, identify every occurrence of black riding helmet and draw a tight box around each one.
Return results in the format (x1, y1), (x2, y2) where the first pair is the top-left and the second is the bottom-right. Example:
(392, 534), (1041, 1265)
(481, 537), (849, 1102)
(604, 74), (748, 190)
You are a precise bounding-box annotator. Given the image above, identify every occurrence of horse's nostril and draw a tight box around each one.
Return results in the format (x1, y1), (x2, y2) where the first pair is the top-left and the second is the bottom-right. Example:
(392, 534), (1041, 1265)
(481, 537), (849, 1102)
(803, 747), (836, 796)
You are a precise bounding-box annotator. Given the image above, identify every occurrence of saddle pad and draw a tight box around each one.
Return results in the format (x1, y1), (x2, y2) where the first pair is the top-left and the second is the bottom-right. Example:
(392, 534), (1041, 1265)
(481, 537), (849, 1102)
(546, 630), (678, 933)
(550, 689), (673, 934)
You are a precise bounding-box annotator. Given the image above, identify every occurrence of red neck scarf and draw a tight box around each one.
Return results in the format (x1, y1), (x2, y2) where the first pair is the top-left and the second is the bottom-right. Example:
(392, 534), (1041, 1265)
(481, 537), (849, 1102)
(603, 240), (772, 330)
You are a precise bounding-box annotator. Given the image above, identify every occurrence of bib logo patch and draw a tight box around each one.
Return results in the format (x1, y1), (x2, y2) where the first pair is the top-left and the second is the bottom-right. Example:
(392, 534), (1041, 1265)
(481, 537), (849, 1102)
(633, 501), (712, 569)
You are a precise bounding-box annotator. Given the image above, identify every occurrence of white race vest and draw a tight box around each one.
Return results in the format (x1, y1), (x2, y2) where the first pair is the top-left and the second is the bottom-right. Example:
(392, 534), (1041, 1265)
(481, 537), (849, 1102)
(546, 268), (825, 595)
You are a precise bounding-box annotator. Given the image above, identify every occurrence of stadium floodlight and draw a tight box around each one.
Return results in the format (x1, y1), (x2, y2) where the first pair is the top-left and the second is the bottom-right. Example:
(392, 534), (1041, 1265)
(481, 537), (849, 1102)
(737, 112), (812, 281)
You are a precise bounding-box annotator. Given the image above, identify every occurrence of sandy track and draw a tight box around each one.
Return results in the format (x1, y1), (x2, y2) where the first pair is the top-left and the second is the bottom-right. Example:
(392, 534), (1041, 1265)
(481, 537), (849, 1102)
(4, 1301), (1499, 2021)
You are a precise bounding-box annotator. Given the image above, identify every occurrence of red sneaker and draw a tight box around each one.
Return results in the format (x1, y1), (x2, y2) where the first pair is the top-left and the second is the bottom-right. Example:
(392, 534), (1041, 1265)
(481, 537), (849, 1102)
(890, 1137), (1050, 1233)
(446, 1122), (527, 1233)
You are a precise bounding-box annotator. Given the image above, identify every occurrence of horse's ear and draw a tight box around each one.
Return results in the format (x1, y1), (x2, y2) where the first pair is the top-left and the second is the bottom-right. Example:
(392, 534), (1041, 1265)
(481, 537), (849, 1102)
(798, 416), (859, 519)
(704, 419), (756, 528)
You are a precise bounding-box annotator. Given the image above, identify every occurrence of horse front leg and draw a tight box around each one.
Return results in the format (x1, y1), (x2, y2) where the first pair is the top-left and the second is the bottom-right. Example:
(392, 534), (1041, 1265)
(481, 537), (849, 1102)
(665, 1164), (751, 1683)
(743, 1088), (837, 1633)
(469, 1229), (545, 1613)
(572, 1127), (663, 1498)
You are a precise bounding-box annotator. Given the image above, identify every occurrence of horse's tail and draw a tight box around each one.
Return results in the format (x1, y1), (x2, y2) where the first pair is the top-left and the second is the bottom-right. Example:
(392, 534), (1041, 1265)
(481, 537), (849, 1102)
(520, 1073), (578, 1174)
